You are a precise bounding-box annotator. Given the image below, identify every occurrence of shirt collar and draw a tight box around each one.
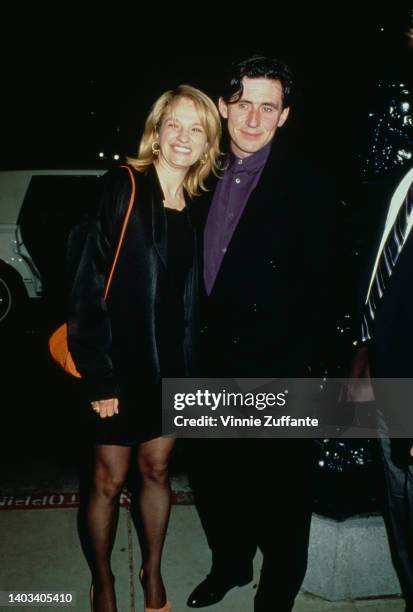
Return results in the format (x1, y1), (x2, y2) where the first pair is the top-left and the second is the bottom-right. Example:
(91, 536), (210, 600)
(229, 141), (272, 174)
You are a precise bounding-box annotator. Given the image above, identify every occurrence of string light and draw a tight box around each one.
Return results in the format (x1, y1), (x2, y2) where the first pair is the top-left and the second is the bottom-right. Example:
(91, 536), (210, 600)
(359, 81), (413, 178)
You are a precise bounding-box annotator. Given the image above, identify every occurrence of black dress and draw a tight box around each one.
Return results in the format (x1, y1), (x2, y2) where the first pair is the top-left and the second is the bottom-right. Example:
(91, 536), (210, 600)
(159, 207), (194, 377)
(90, 205), (194, 445)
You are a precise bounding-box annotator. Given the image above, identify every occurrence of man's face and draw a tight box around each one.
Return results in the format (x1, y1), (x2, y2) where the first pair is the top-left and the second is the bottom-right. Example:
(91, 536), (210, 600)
(219, 76), (290, 158)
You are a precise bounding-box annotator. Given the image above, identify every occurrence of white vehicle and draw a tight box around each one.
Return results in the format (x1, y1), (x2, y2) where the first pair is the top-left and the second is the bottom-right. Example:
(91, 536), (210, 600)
(0, 169), (105, 330)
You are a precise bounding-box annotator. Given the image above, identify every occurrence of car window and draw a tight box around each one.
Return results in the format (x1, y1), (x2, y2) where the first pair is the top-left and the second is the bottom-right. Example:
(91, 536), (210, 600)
(18, 175), (102, 310)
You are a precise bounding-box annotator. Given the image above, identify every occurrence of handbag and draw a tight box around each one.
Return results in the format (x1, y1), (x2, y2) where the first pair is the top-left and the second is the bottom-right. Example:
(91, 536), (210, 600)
(48, 165), (136, 377)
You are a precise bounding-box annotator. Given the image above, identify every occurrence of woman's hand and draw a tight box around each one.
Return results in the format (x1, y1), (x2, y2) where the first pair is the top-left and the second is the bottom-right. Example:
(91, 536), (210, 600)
(91, 398), (119, 418)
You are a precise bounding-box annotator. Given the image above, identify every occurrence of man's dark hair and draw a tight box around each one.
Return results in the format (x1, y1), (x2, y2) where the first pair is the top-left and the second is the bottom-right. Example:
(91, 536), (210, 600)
(222, 55), (293, 108)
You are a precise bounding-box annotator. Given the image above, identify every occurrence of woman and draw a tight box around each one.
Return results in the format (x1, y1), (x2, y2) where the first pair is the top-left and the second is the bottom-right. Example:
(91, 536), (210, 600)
(68, 85), (221, 612)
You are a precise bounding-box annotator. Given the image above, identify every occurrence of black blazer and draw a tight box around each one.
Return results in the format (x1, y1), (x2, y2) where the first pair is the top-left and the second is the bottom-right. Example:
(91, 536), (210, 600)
(200, 142), (339, 377)
(68, 164), (199, 401)
(355, 169), (413, 377)
(357, 168), (413, 461)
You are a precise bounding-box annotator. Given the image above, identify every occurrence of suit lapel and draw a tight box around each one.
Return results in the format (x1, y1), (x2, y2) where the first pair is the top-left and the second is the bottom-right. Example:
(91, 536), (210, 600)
(360, 177), (404, 305)
(146, 166), (167, 268)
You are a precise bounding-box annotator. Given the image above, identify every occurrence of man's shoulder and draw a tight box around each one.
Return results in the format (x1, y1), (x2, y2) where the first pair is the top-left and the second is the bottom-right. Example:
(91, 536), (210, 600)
(284, 152), (331, 181)
(265, 141), (333, 182)
(271, 152), (337, 203)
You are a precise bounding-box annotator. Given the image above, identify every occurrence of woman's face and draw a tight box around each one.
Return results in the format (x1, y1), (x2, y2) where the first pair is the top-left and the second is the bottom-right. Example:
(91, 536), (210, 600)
(157, 97), (208, 171)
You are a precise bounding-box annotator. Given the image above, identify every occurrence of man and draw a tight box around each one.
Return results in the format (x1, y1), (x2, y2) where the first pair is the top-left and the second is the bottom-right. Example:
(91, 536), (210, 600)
(353, 27), (413, 612)
(356, 163), (413, 612)
(186, 56), (338, 612)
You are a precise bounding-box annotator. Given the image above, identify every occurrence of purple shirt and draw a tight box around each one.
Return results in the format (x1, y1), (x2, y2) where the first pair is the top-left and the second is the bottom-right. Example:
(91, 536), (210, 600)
(204, 142), (272, 295)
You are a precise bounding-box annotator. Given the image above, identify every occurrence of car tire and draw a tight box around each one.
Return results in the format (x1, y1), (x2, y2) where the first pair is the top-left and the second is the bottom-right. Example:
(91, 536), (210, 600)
(0, 262), (29, 334)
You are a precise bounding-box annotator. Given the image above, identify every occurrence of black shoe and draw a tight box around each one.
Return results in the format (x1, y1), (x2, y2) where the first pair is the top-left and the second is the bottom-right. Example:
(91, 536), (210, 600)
(187, 571), (253, 608)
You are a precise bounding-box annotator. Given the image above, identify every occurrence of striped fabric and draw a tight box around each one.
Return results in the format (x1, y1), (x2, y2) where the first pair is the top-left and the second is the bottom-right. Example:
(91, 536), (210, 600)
(362, 183), (413, 341)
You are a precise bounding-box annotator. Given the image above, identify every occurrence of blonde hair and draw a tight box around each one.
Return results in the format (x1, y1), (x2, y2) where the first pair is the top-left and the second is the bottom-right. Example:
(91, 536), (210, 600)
(127, 85), (221, 197)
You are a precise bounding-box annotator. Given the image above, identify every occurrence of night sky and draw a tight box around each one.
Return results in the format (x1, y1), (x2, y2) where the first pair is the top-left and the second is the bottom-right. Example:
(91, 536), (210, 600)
(2, 7), (412, 175)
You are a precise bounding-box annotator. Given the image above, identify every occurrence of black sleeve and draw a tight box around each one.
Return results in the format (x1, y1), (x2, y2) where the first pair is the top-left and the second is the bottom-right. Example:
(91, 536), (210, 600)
(391, 438), (413, 467)
(67, 166), (133, 401)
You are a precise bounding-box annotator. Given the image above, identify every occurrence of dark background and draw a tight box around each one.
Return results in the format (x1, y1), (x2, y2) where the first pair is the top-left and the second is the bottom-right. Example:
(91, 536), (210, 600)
(1, 7), (412, 177)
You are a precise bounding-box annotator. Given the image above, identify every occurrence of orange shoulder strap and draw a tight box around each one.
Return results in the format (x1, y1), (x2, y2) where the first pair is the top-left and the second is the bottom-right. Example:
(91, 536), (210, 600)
(103, 164), (136, 300)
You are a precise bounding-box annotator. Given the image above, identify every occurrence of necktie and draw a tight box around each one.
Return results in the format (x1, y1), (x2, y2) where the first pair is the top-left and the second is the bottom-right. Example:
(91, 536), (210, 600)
(362, 182), (413, 341)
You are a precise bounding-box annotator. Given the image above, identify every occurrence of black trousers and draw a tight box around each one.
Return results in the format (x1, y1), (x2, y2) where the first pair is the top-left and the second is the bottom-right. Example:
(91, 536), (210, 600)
(187, 438), (315, 610)
(375, 404), (413, 609)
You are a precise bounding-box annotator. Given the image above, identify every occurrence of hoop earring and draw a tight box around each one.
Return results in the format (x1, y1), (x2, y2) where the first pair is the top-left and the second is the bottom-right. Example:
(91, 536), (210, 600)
(152, 141), (160, 155)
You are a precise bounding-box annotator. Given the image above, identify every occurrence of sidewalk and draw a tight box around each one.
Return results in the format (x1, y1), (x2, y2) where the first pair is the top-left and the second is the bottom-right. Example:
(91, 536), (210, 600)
(0, 497), (406, 612)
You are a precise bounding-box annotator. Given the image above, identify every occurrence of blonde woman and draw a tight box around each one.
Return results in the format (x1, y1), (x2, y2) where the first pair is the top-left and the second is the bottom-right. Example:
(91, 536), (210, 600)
(68, 85), (221, 612)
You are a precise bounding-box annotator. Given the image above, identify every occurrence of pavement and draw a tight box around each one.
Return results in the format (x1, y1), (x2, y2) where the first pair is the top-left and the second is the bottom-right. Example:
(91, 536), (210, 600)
(0, 496), (407, 612)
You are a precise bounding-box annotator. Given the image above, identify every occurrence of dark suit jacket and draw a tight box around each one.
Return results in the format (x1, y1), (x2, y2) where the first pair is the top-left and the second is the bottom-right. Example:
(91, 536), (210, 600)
(353, 168), (413, 376)
(199, 141), (339, 378)
(357, 168), (413, 463)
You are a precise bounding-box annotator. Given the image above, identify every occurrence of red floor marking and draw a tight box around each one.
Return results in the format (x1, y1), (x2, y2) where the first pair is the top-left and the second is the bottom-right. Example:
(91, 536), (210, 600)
(0, 489), (193, 510)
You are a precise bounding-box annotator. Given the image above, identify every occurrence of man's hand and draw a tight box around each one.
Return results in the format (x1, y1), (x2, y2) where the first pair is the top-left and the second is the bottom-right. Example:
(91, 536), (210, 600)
(91, 398), (119, 418)
(410, 445), (413, 458)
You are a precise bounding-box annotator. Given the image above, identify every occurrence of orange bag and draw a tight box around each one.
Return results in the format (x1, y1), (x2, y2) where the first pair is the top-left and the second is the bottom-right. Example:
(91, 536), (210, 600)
(48, 165), (136, 377)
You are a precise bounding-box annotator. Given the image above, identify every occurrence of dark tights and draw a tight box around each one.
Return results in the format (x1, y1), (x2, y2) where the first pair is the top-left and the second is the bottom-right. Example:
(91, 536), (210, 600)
(87, 437), (175, 611)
